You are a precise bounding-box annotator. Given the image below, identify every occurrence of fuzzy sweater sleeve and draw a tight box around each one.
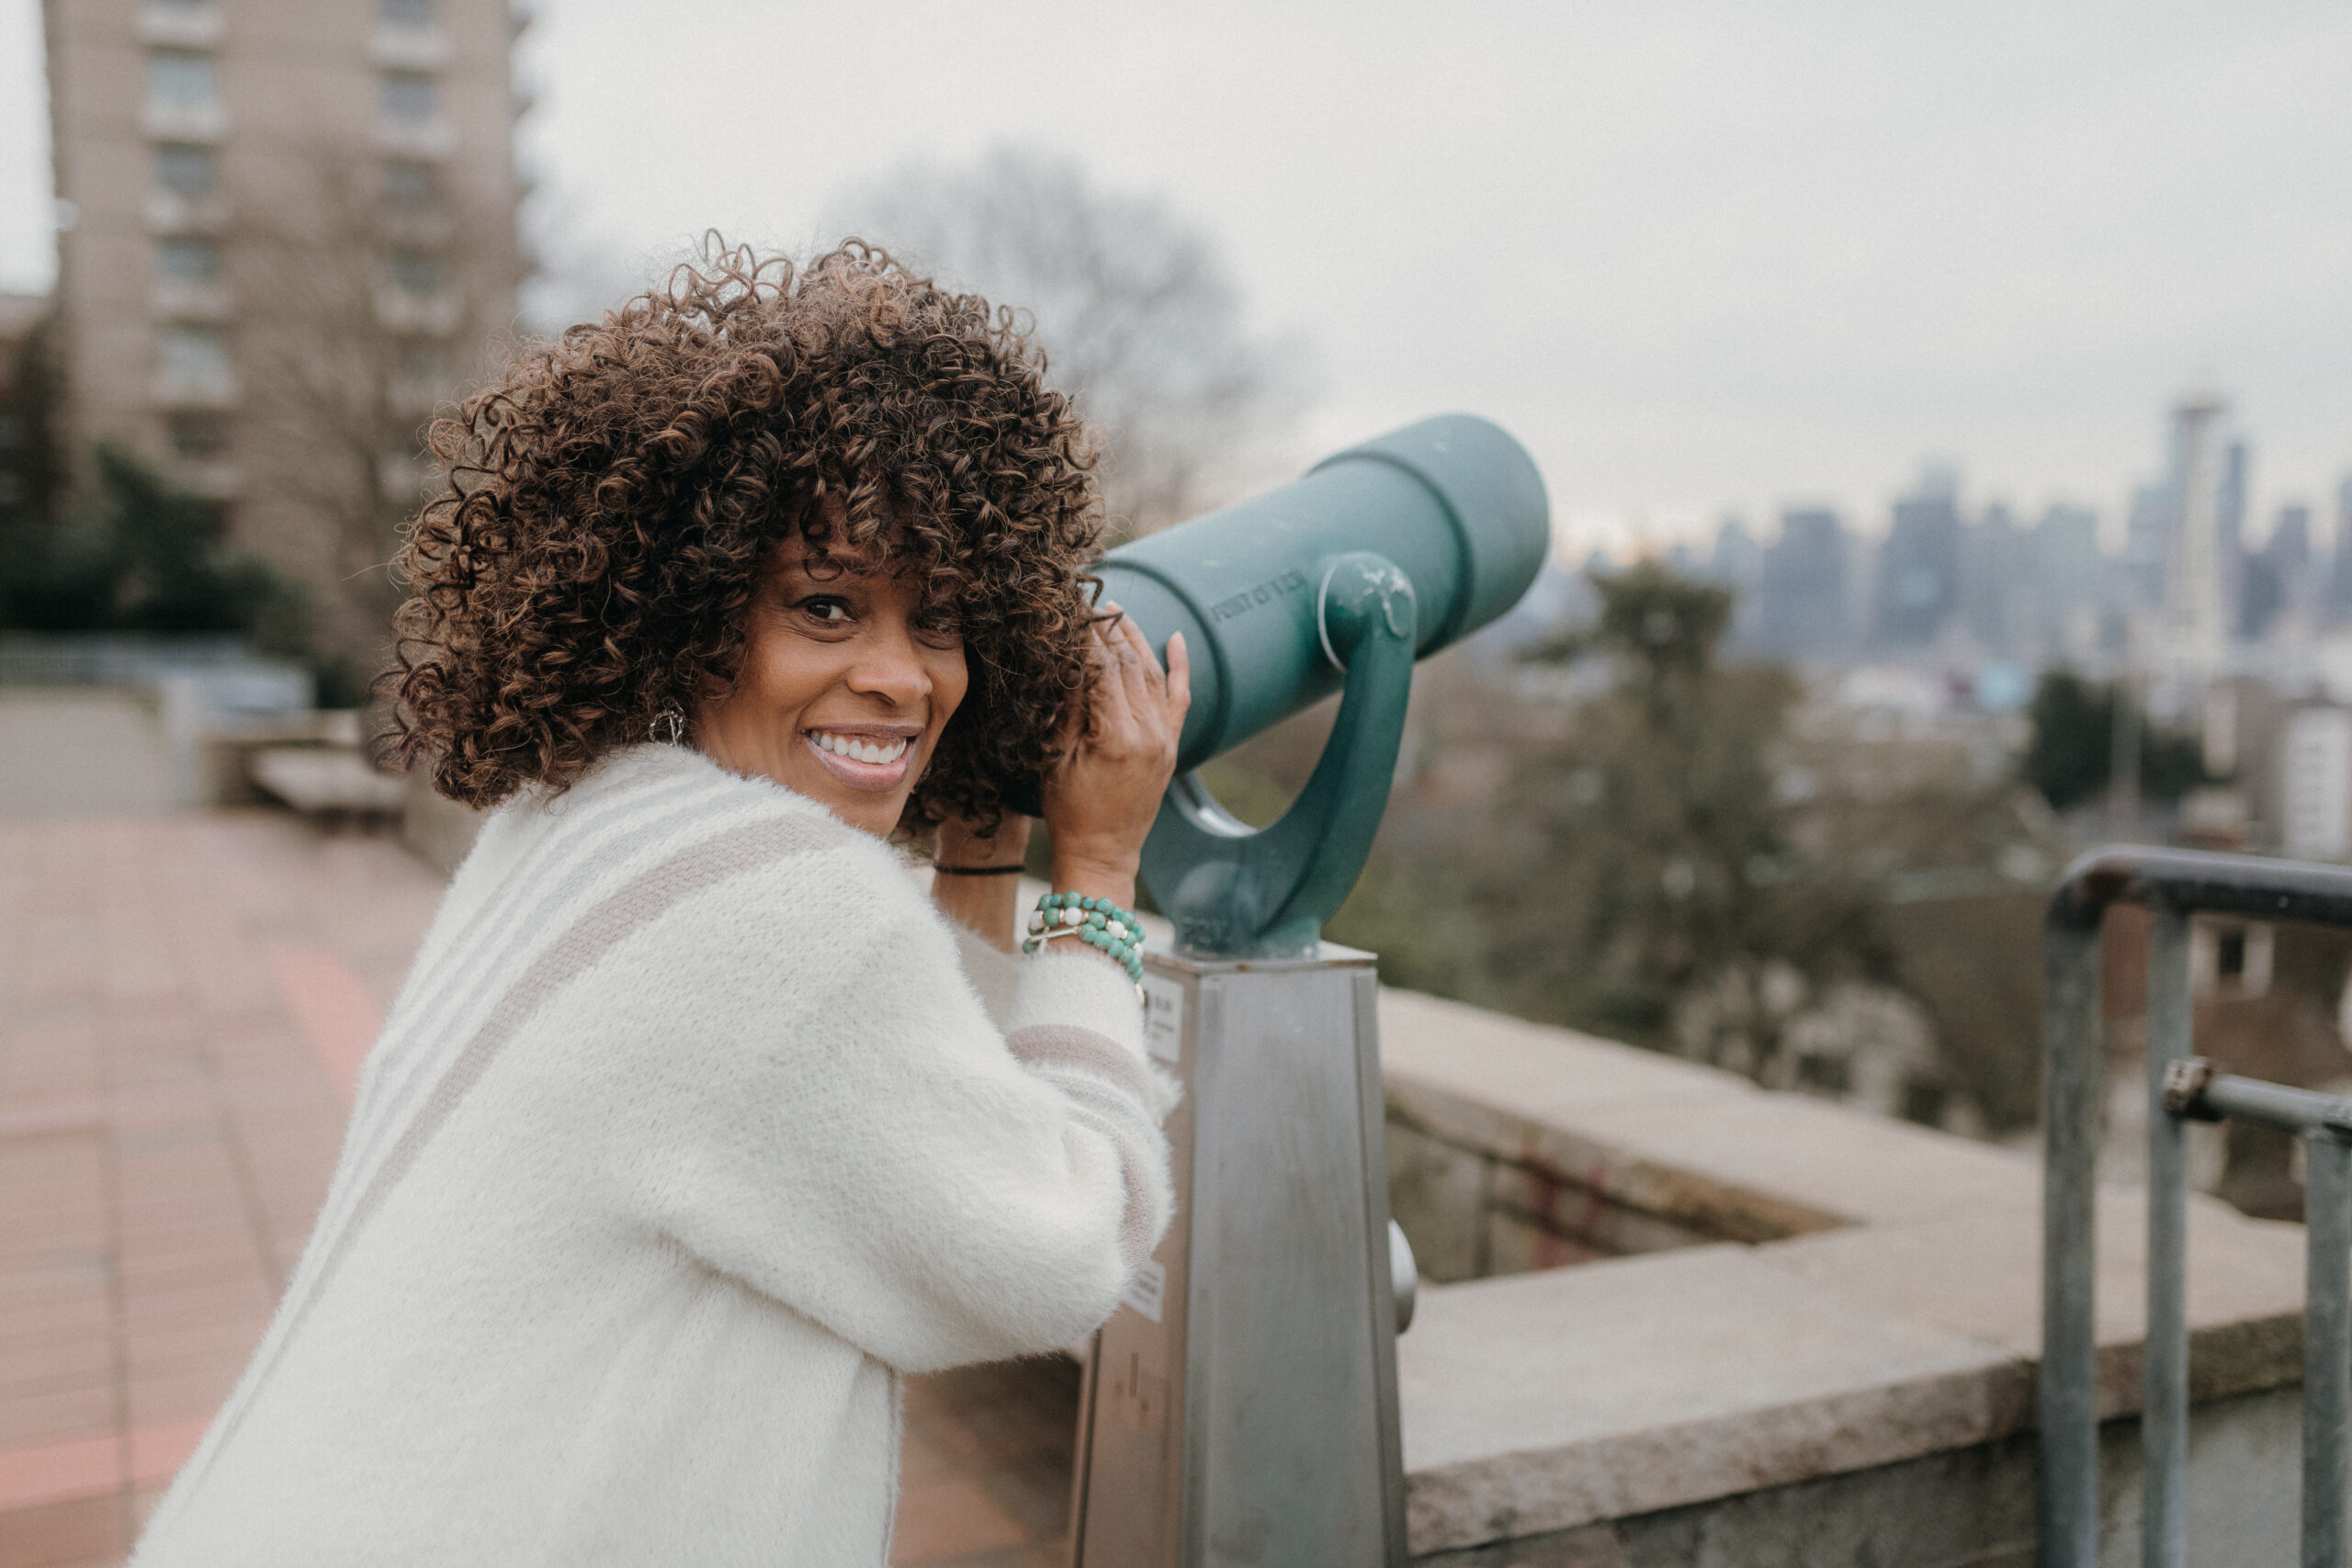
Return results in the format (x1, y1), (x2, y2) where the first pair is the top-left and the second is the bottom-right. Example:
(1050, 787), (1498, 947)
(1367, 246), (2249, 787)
(604, 837), (1172, 1373)
(946, 918), (1023, 1030)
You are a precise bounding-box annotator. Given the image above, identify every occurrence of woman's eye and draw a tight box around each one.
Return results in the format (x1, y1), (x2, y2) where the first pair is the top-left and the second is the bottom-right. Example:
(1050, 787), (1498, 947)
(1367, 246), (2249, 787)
(797, 597), (853, 626)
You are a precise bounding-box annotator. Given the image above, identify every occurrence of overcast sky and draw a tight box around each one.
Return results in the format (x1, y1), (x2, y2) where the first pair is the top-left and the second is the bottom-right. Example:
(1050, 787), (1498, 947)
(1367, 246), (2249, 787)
(4, 0), (2348, 556)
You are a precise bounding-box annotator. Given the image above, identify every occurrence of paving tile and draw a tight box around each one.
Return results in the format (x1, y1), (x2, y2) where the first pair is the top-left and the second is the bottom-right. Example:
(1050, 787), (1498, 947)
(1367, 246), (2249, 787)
(0, 1386), (115, 1450)
(110, 1255), (263, 1299)
(120, 1317), (268, 1377)
(0, 1435), (120, 1514)
(889, 1473), (1033, 1564)
(127, 1416), (209, 1490)
(0, 1313), (111, 1359)
(894, 1359), (1079, 1565)
(124, 1366), (241, 1427)
(899, 1430), (955, 1485)
(0, 1337), (109, 1393)
(0, 1366), (110, 1412)
(0, 1493), (129, 1568)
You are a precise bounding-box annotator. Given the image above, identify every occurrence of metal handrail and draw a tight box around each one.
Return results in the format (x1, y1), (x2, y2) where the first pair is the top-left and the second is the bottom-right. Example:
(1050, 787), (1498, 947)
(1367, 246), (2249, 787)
(2041, 845), (2352, 1567)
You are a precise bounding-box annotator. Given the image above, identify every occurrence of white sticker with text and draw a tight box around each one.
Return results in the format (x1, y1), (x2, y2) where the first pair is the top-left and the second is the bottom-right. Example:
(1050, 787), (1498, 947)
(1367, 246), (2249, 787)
(1142, 974), (1183, 1066)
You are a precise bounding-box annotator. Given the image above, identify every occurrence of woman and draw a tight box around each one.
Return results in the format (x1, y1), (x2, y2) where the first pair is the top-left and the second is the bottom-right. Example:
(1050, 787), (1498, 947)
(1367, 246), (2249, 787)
(132, 244), (1188, 1564)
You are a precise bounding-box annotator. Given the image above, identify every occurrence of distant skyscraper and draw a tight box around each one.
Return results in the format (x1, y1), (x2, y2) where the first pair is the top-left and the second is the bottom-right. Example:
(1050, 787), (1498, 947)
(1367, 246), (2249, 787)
(2325, 478), (2352, 626)
(2217, 439), (2250, 637)
(1871, 466), (1961, 648)
(1960, 501), (2028, 660)
(2122, 480), (2170, 612)
(2162, 392), (2229, 668)
(1709, 514), (1765, 647)
(2032, 503), (2101, 662)
(2280, 705), (2352, 860)
(2244, 502), (2312, 640)
(1756, 507), (1851, 661)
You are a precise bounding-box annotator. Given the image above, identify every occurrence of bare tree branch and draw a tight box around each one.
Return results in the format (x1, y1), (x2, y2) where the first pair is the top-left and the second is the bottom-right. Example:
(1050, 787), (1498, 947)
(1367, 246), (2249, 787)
(842, 147), (1305, 540)
(232, 137), (518, 667)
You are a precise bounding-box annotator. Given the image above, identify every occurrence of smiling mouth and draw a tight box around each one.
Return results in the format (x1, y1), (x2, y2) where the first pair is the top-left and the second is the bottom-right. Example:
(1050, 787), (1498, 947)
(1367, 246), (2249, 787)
(803, 728), (916, 792)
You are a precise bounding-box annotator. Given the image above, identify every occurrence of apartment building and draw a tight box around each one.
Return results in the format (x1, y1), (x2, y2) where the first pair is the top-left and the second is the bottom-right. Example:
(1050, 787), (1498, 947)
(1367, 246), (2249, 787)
(42, 0), (522, 660)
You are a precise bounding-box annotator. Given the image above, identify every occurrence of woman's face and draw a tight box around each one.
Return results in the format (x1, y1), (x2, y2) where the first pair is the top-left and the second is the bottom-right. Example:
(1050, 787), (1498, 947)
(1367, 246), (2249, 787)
(692, 531), (968, 837)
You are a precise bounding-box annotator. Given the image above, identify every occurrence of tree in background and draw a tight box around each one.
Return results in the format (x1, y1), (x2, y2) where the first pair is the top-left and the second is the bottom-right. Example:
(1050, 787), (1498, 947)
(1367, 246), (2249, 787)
(1203, 560), (2060, 1132)
(2023, 669), (2204, 810)
(234, 140), (522, 693)
(0, 308), (64, 551)
(0, 442), (298, 643)
(842, 147), (1299, 539)
(1475, 564), (1891, 1073)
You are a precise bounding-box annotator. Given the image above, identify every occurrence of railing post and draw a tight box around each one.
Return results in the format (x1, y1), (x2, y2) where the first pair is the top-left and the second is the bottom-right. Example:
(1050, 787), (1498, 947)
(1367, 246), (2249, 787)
(2043, 848), (2352, 1567)
(2042, 917), (2104, 1568)
(2143, 908), (2192, 1568)
(2303, 1131), (2351, 1568)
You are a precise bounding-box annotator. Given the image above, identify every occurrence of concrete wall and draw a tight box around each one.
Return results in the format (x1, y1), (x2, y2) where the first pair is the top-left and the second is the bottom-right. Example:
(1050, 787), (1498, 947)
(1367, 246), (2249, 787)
(1413, 1389), (2300, 1568)
(1374, 987), (2311, 1564)
(1388, 1111), (1726, 1280)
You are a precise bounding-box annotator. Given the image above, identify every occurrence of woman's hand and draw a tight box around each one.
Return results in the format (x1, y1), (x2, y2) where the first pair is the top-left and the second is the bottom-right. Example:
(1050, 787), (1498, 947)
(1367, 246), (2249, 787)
(1040, 606), (1191, 912)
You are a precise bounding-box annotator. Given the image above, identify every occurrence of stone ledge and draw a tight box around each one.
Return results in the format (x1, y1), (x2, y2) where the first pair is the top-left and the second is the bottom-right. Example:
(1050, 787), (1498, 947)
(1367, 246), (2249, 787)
(1398, 1245), (2030, 1551)
(1376, 987), (2309, 1557)
(1381, 987), (2038, 1247)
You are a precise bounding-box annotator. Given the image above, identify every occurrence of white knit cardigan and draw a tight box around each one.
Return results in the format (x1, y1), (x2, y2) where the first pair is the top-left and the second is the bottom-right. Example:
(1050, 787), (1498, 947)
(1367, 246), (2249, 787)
(132, 743), (1173, 1566)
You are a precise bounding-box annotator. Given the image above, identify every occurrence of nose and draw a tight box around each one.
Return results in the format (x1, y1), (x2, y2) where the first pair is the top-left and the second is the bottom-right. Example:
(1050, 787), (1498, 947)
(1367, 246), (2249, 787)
(843, 614), (932, 709)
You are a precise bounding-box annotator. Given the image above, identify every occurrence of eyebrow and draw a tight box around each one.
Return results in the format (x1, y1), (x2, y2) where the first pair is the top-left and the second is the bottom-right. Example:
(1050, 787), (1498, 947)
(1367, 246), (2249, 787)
(775, 548), (888, 584)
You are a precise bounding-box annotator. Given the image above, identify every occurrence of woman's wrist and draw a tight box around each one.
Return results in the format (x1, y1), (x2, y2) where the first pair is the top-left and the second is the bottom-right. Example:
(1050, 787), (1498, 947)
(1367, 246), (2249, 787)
(1048, 855), (1136, 912)
(931, 815), (1033, 953)
(936, 814), (1031, 870)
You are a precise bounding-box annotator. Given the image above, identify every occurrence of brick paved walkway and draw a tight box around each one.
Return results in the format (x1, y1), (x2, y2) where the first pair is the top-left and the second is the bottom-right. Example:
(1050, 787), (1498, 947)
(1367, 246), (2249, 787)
(0, 813), (1074, 1567)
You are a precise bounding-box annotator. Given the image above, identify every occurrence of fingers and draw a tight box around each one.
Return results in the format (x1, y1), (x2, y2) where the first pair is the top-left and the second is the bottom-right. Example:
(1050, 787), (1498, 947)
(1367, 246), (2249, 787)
(1090, 618), (1136, 739)
(1109, 607), (1159, 711)
(1164, 631), (1192, 716)
(1077, 603), (1188, 771)
(1098, 604), (1152, 731)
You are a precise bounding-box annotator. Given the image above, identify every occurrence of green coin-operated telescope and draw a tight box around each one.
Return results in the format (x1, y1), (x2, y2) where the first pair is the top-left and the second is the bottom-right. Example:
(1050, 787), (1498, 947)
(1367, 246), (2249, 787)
(1063, 412), (1549, 1567)
(1088, 412), (1550, 957)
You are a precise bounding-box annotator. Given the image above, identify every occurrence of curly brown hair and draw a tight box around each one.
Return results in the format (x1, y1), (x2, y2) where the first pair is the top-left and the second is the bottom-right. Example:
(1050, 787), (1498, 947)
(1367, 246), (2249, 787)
(388, 241), (1103, 830)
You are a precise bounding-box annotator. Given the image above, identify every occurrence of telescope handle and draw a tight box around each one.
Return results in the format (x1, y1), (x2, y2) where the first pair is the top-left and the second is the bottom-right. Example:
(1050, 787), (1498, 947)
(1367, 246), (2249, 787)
(1140, 553), (1418, 956)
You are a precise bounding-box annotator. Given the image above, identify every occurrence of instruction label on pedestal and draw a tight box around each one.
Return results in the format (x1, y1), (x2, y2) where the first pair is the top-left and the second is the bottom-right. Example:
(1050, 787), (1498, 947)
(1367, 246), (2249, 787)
(1142, 974), (1183, 1065)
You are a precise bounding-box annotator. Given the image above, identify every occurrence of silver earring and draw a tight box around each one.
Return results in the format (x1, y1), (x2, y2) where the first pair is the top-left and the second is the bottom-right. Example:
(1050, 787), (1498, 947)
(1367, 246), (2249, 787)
(650, 705), (685, 745)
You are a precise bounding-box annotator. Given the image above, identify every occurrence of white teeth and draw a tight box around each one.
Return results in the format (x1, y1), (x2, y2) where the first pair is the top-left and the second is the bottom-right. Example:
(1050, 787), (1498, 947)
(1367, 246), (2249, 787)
(811, 731), (908, 765)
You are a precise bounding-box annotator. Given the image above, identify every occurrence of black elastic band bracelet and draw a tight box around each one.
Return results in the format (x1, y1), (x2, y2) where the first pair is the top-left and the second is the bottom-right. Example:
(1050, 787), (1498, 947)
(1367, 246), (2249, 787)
(933, 863), (1026, 877)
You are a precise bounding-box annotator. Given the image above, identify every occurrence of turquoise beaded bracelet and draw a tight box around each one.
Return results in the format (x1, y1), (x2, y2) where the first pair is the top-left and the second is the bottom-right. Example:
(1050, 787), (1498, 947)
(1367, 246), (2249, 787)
(1022, 891), (1147, 983)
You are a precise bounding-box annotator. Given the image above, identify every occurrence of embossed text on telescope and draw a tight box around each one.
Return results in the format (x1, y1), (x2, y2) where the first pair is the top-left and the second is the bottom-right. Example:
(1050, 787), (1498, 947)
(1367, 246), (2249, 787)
(1208, 568), (1309, 624)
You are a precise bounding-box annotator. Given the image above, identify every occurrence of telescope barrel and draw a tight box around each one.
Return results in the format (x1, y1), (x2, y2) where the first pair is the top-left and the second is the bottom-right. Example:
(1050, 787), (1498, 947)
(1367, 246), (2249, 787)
(1095, 413), (1550, 773)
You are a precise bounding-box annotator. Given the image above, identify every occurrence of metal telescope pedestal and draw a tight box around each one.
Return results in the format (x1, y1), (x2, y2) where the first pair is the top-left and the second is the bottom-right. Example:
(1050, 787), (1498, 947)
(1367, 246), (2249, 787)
(1068, 943), (1411, 1568)
(1046, 415), (1545, 1563)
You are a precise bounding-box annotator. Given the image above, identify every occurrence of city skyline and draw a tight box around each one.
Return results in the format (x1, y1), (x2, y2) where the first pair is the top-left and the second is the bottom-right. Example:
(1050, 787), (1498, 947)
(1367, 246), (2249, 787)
(1594, 397), (2344, 562)
(4, 1), (2348, 554)
(1679, 396), (2352, 679)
